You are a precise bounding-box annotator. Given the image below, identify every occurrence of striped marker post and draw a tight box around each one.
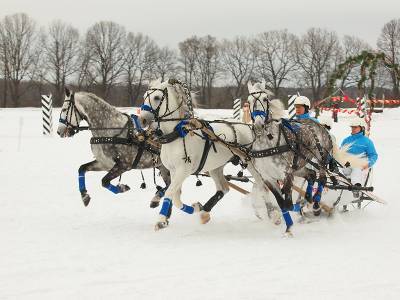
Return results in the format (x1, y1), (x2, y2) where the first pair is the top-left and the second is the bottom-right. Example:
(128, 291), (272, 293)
(288, 95), (297, 119)
(41, 94), (53, 135)
(233, 98), (241, 120)
(358, 96), (367, 118)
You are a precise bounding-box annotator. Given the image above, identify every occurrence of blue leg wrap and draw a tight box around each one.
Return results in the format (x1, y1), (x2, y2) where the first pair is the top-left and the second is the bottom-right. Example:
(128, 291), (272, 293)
(79, 171), (86, 192)
(160, 198), (172, 217)
(292, 203), (301, 212)
(313, 183), (325, 202)
(157, 188), (165, 198)
(306, 182), (313, 197)
(282, 209), (294, 228)
(180, 204), (194, 214)
(106, 184), (120, 194)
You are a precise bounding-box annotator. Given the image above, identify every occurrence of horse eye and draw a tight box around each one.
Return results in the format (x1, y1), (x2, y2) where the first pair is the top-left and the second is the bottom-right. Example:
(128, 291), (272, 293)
(154, 96), (161, 101)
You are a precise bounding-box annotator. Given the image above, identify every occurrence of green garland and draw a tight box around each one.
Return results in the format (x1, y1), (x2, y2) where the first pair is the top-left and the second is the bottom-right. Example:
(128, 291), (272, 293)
(325, 51), (400, 99)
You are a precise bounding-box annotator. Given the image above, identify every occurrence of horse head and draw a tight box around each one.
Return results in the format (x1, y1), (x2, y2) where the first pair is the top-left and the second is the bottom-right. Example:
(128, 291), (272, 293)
(247, 81), (274, 131)
(57, 87), (85, 137)
(140, 78), (193, 127)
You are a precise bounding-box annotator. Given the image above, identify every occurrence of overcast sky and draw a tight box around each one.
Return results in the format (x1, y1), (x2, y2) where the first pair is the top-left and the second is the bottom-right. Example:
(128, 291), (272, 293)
(1, 0), (399, 48)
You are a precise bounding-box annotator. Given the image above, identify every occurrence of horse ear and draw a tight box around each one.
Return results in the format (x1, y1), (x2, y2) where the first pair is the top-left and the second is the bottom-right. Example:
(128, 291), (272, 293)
(65, 87), (71, 98)
(247, 81), (253, 91)
(149, 78), (162, 87)
(261, 79), (267, 89)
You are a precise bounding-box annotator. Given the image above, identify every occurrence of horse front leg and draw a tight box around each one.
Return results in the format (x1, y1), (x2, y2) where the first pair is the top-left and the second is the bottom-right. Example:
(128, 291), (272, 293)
(101, 162), (130, 195)
(200, 166), (229, 224)
(155, 169), (201, 231)
(78, 160), (105, 206)
(150, 164), (171, 209)
(247, 163), (293, 235)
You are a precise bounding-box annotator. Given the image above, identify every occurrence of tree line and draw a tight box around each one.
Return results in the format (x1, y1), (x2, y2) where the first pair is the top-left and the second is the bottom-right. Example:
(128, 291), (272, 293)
(0, 13), (399, 108)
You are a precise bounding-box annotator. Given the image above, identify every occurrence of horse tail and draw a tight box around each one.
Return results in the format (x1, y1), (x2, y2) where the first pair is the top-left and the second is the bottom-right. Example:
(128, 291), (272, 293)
(332, 142), (368, 168)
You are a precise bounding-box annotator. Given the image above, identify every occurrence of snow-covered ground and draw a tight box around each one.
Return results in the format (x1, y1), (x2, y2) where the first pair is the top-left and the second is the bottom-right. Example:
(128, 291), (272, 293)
(1, 107), (399, 299)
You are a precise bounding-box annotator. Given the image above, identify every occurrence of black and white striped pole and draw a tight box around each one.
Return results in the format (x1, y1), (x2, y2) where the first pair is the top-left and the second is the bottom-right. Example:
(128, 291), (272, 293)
(288, 94), (297, 119)
(233, 98), (241, 120)
(41, 94), (53, 135)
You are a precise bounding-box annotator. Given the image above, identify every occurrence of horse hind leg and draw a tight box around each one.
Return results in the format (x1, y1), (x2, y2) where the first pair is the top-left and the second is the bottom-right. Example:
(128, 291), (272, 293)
(312, 173), (327, 216)
(78, 160), (105, 206)
(200, 167), (229, 224)
(101, 162), (130, 195)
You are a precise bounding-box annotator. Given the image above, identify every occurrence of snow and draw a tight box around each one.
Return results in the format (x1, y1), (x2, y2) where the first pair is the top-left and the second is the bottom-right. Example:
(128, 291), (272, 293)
(0, 107), (399, 299)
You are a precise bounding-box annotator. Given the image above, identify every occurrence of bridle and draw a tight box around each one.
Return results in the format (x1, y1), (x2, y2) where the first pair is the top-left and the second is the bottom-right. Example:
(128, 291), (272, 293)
(59, 93), (86, 134)
(248, 91), (270, 122)
(140, 81), (189, 123)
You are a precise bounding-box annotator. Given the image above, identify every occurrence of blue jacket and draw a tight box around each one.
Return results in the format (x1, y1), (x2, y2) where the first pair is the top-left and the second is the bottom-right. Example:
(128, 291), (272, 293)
(295, 112), (319, 123)
(341, 132), (378, 167)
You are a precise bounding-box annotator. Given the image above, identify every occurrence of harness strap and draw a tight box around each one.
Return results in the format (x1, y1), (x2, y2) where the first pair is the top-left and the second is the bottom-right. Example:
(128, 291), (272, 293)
(249, 144), (291, 158)
(158, 130), (181, 144)
(131, 142), (145, 169)
(193, 137), (213, 175)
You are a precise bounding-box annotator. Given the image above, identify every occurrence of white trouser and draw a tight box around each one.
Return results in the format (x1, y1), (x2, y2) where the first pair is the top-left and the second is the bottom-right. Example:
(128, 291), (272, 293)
(342, 167), (367, 185)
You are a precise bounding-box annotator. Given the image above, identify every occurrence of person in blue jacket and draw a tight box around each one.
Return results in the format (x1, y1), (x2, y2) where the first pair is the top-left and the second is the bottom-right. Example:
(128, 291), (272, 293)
(293, 96), (318, 122)
(341, 117), (378, 197)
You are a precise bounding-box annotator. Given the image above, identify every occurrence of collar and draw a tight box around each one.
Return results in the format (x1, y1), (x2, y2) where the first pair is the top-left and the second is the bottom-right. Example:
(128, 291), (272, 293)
(295, 113), (310, 119)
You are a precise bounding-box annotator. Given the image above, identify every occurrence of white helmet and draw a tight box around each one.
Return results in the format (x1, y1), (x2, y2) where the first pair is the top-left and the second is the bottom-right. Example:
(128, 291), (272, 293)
(294, 96), (311, 108)
(349, 118), (367, 128)
(318, 116), (333, 128)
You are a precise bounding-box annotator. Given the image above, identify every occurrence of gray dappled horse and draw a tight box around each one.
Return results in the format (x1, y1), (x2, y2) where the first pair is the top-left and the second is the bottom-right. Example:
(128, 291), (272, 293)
(247, 82), (367, 233)
(57, 88), (170, 208)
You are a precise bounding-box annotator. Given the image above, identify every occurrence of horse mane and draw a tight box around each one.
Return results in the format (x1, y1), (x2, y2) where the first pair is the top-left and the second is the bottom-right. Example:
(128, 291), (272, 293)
(168, 81), (198, 116)
(75, 92), (118, 113)
(269, 99), (285, 120)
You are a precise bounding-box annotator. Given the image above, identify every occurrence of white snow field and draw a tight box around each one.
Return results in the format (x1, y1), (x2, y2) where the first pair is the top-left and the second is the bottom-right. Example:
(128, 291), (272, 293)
(1, 107), (399, 300)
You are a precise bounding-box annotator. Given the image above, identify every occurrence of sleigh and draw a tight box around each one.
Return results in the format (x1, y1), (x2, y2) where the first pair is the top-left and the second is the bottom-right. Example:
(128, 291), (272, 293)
(292, 168), (386, 214)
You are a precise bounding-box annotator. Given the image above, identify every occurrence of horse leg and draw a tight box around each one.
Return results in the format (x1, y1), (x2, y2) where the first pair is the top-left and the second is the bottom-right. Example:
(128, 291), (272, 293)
(304, 168), (317, 203)
(101, 162), (130, 194)
(150, 165), (171, 209)
(200, 167), (230, 224)
(78, 160), (104, 206)
(155, 169), (198, 230)
(247, 163), (293, 235)
(312, 173), (327, 216)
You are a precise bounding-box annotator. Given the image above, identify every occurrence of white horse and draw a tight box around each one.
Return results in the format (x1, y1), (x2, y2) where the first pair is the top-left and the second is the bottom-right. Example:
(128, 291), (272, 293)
(139, 78), (280, 230)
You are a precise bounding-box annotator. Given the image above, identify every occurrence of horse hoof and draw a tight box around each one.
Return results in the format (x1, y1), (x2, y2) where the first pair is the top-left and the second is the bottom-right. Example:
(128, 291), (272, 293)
(82, 194), (91, 207)
(313, 203), (321, 216)
(150, 201), (160, 208)
(192, 202), (203, 213)
(118, 184), (130, 193)
(200, 212), (210, 224)
(154, 221), (169, 231)
(269, 210), (282, 225)
(283, 230), (294, 238)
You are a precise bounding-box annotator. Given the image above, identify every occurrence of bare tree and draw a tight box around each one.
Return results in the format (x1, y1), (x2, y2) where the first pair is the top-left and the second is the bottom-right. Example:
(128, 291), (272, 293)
(178, 36), (201, 91)
(123, 32), (158, 105)
(43, 20), (80, 105)
(76, 40), (96, 91)
(85, 21), (126, 98)
(295, 28), (340, 101)
(377, 18), (400, 98)
(220, 36), (254, 98)
(153, 46), (178, 82)
(0, 13), (41, 107)
(196, 35), (220, 107)
(252, 30), (298, 97)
